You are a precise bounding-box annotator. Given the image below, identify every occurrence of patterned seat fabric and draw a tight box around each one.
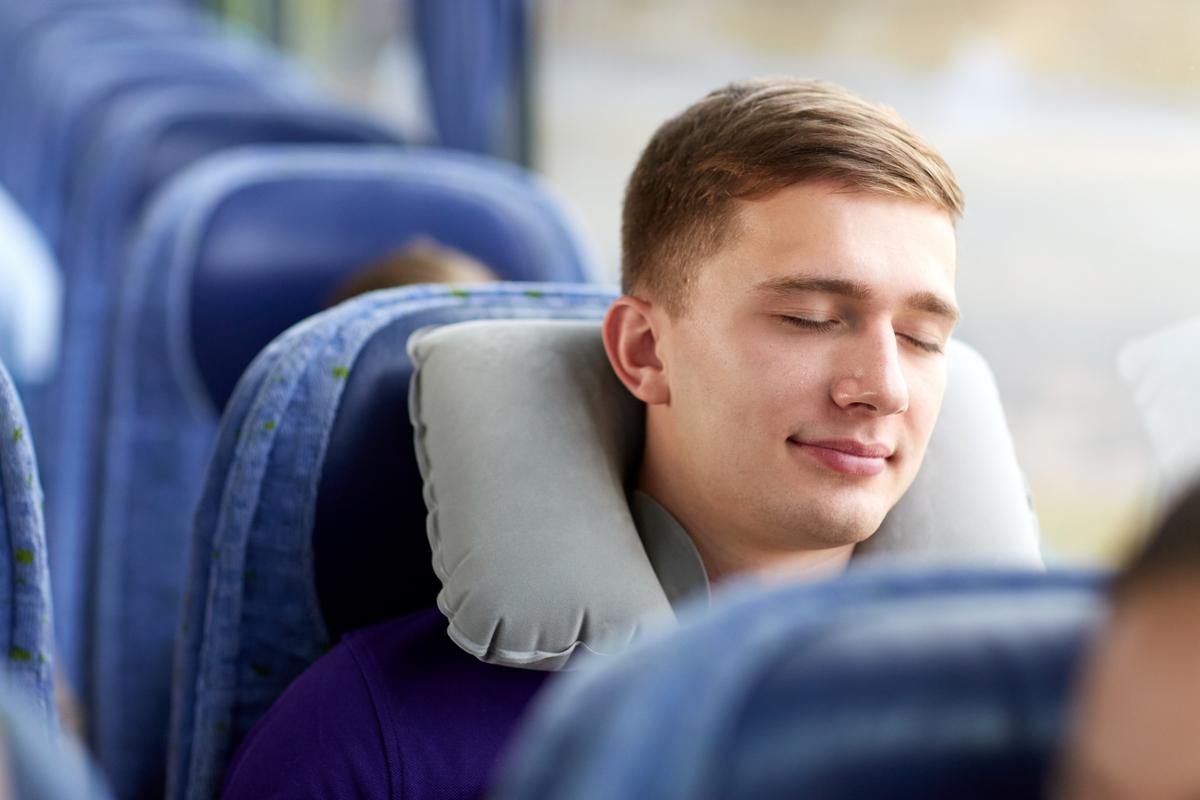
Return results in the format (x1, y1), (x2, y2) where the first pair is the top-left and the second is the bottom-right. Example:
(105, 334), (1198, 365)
(171, 284), (614, 800)
(0, 358), (55, 727)
(88, 136), (543, 800)
(494, 569), (1107, 800)
(0, 2), (205, 210)
(72, 104), (399, 800)
(100, 147), (595, 800)
(34, 54), (315, 715)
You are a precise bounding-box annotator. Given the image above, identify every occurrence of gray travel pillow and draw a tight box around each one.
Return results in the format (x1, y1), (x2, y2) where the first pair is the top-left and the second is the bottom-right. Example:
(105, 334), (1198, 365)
(408, 319), (1043, 670)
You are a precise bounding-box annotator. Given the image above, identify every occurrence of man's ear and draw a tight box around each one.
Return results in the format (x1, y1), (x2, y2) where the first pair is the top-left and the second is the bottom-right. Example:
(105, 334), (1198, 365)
(602, 295), (670, 405)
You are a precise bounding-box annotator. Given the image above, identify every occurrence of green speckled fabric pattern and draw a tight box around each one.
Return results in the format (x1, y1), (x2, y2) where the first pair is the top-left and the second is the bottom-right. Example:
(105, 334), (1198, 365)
(170, 284), (616, 800)
(0, 358), (56, 727)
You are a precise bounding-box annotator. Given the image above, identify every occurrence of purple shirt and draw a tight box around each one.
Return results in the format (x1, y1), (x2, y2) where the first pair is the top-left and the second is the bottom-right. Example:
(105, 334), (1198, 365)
(222, 608), (551, 799)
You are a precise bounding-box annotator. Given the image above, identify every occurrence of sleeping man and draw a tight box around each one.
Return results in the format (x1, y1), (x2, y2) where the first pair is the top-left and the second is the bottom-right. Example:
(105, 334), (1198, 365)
(222, 77), (964, 799)
(603, 77), (961, 591)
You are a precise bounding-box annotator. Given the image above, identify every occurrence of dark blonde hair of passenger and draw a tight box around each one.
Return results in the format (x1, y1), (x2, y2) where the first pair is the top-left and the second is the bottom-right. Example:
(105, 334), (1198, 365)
(621, 77), (964, 315)
(327, 238), (498, 307)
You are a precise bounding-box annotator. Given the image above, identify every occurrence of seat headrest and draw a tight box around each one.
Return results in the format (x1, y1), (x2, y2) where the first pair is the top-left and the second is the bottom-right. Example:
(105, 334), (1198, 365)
(171, 284), (618, 800)
(492, 569), (1106, 800)
(408, 320), (1045, 670)
(173, 146), (597, 410)
(90, 94), (396, 247)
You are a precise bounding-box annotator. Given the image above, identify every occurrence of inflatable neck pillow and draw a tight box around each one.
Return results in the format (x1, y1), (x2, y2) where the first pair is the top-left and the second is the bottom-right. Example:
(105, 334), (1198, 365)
(408, 320), (1043, 670)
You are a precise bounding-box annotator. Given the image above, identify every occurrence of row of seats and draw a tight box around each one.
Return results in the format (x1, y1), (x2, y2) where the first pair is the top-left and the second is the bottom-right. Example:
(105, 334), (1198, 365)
(0, 1), (598, 797)
(1, 2), (402, 795)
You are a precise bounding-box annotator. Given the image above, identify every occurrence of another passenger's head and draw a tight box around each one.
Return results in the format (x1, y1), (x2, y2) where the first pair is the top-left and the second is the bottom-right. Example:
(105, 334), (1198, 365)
(603, 78), (962, 581)
(326, 238), (498, 307)
(1058, 485), (1200, 800)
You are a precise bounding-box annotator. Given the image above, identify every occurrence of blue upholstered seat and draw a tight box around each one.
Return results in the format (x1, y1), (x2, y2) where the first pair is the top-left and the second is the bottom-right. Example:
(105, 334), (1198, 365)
(104, 149), (596, 800)
(42, 100), (398, 738)
(32, 45), (305, 249)
(169, 284), (614, 800)
(494, 569), (1107, 800)
(0, 358), (56, 727)
(0, 3), (201, 183)
(0, 2), (325, 730)
(1, 14), (238, 222)
(49, 112), (399, 800)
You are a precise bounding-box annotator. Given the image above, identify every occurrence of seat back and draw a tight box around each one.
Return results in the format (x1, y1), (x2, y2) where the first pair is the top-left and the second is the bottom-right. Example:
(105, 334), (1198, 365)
(0, 358), (55, 727)
(36, 85), (300, 685)
(60, 117), (400, 800)
(0, 2), (202, 187)
(110, 149), (594, 800)
(40, 99), (397, 735)
(170, 284), (613, 800)
(494, 569), (1106, 800)
(32, 39), (306, 248)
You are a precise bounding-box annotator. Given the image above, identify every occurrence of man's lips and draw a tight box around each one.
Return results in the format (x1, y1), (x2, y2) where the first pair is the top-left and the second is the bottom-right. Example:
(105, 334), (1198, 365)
(789, 438), (894, 477)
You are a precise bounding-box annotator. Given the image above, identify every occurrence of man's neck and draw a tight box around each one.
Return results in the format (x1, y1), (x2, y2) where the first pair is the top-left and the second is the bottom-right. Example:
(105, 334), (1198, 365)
(636, 457), (855, 586)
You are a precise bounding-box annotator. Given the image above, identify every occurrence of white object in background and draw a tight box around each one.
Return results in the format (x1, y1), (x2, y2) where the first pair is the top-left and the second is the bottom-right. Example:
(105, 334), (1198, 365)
(1118, 317), (1200, 504)
(0, 188), (61, 384)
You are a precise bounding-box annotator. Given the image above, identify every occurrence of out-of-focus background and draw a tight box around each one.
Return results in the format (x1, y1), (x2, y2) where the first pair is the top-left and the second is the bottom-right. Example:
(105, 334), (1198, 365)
(221, 0), (1200, 565)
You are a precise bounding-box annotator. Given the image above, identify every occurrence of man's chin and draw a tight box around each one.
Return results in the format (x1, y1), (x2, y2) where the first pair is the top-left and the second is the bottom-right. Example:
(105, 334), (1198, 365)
(794, 495), (893, 549)
(815, 518), (883, 549)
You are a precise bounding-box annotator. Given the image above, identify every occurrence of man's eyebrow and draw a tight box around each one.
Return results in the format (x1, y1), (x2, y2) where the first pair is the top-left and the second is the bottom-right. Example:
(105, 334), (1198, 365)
(756, 275), (870, 300)
(906, 290), (961, 324)
(755, 275), (961, 324)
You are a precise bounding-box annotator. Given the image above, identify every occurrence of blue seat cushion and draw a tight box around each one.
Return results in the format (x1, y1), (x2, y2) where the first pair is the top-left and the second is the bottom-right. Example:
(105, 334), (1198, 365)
(494, 569), (1106, 800)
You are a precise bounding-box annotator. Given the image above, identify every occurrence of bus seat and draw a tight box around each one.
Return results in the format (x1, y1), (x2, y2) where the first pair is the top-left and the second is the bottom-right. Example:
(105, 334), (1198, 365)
(170, 284), (614, 800)
(494, 569), (1105, 800)
(25, 40), (307, 248)
(107, 149), (595, 800)
(0, 357), (56, 728)
(0, 2), (203, 179)
(32, 84), (297, 671)
(44, 110), (400, 795)
(3, 16), (321, 714)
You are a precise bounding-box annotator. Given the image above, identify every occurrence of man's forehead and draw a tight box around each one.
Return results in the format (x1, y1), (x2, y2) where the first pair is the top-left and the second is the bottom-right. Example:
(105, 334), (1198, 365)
(728, 184), (956, 261)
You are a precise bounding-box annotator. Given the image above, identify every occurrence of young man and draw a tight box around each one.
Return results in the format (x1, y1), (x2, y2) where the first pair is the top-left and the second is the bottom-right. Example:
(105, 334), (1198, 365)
(1057, 484), (1200, 800)
(606, 78), (961, 585)
(222, 77), (963, 799)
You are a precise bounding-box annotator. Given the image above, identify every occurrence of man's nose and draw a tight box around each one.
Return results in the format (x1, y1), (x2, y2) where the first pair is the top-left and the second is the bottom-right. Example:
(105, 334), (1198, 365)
(831, 328), (910, 416)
